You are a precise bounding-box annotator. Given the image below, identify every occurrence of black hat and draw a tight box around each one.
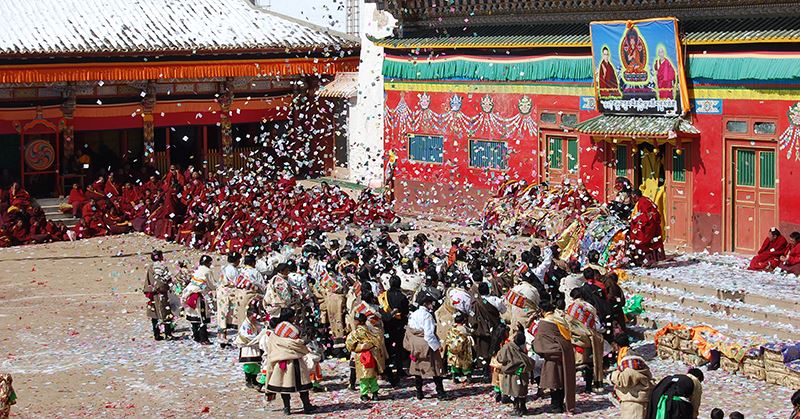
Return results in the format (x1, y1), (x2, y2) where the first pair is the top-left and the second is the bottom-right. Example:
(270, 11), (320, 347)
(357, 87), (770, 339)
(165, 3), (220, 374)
(151, 249), (163, 261)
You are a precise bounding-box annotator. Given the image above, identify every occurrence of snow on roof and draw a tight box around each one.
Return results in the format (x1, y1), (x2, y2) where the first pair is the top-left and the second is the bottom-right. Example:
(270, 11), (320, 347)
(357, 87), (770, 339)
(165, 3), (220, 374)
(0, 0), (358, 56)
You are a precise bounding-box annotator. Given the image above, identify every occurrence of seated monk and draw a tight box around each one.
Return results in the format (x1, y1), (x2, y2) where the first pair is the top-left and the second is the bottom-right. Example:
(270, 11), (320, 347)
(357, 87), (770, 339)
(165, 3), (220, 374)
(67, 184), (86, 217)
(748, 228), (787, 271)
(28, 219), (50, 244)
(779, 231), (800, 276)
(104, 173), (121, 197)
(104, 207), (132, 235)
(8, 183), (31, 210)
(10, 219), (30, 246)
(85, 176), (107, 201)
(0, 226), (11, 247)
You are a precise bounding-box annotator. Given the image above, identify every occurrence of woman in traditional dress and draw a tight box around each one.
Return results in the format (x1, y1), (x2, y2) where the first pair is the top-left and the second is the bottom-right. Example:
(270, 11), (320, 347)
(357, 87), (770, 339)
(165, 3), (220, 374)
(263, 309), (317, 415)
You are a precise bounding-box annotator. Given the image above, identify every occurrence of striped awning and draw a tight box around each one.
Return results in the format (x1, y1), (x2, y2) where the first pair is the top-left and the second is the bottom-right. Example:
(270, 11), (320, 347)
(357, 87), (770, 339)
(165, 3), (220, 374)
(574, 115), (700, 139)
(318, 72), (359, 98)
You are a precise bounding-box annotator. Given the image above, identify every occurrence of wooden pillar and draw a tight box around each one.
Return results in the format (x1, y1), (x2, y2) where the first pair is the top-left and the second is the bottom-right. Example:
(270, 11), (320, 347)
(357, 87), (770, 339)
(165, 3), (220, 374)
(59, 85), (76, 195)
(218, 78), (234, 170)
(142, 81), (156, 167)
(201, 125), (209, 175)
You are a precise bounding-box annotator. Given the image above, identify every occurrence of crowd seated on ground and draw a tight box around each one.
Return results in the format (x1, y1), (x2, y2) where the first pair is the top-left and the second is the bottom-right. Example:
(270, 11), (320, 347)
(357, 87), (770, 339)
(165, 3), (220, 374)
(0, 162), (397, 252)
(748, 228), (800, 275)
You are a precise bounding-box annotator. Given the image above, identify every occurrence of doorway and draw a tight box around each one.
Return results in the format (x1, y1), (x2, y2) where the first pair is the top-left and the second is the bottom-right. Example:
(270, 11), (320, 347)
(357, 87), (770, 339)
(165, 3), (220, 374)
(730, 146), (777, 253)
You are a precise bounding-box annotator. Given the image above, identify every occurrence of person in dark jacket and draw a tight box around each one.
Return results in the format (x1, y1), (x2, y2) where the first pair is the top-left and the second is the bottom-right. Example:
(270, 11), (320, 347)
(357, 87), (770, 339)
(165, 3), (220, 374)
(382, 275), (410, 386)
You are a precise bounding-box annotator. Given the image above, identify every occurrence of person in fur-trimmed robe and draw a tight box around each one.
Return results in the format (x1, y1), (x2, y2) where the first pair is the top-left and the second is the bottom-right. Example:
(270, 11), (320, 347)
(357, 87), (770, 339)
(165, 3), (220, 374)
(143, 250), (175, 341)
(0, 372), (16, 419)
(217, 252), (241, 348)
(235, 299), (266, 392)
(565, 288), (605, 394)
(496, 330), (536, 417)
(470, 281), (504, 382)
(532, 301), (576, 414)
(444, 312), (474, 383)
(504, 277), (541, 332)
(609, 335), (654, 419)
(404, 295), (448, 400)
(346, 312), (387, 401)
(181, 255), (215, 345)
(263, 309), (317, 415)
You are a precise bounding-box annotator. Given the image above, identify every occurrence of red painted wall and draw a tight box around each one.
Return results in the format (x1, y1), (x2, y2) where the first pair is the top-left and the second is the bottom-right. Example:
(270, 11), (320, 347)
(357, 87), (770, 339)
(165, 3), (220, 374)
(386, 87), (800, 252)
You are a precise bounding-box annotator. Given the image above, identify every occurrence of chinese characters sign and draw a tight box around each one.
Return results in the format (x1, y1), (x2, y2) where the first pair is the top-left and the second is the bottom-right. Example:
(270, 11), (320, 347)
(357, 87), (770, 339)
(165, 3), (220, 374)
(590, 18), (689, 116)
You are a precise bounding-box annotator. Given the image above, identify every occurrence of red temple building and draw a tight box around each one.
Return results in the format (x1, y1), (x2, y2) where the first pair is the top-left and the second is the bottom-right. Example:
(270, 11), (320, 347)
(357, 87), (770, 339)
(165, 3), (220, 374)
(371, 0), (800, 254)
(0, 0), (358, 197)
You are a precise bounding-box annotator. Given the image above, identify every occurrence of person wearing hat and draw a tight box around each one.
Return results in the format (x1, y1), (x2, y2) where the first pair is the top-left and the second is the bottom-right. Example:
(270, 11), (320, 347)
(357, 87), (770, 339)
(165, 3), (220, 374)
(181, 255), (215, 345)
(235, 297), (266, 392)
(143, 250), (175, 341)
(217, 251), (242, 349)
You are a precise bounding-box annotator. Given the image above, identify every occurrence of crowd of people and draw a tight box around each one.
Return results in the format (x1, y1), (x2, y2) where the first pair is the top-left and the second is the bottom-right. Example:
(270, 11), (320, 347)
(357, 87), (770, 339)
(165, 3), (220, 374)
(482, 177), (666, 269)
(139, 227), (784, 418)
(0, 163), (396, 252)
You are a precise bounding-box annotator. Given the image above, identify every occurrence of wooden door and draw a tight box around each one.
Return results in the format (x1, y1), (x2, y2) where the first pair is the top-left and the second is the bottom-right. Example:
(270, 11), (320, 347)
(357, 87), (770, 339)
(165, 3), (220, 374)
(546, 134), (578, 185)
(732, 147), (777, 253)
(665, 144), (691, 246)
(605, 142), (635, 202)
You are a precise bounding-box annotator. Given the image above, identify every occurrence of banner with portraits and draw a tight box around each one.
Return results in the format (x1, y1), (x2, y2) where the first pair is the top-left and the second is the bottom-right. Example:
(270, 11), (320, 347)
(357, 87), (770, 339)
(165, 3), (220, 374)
(590, 17), (689, 116)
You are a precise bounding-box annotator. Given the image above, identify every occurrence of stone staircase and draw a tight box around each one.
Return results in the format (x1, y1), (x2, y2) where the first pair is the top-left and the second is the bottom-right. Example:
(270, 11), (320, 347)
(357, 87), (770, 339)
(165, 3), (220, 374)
(35, 197), (78, 228)
(623, 268), (800, 341)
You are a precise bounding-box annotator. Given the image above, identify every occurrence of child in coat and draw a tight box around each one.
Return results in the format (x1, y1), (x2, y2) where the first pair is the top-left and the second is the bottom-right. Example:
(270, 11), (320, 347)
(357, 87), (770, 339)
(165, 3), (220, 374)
(445, 312), (475, 383)
(235, 299), (266, 391)
(496, 330), (536, 416)
(345, 312), (386, 401)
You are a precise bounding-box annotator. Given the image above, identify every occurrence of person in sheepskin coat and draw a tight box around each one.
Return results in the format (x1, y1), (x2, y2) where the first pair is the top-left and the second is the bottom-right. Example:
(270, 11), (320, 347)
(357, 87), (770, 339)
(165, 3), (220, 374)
(609, 335), (654, 419)
(263, 308), (317, 415)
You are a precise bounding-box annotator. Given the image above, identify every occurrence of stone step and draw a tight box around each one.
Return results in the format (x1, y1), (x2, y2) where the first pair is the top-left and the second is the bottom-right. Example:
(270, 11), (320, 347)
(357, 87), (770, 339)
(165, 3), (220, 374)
(635, 297), (797, 341)
(623, 279), (800, 330)
(629, 273), (799, 313)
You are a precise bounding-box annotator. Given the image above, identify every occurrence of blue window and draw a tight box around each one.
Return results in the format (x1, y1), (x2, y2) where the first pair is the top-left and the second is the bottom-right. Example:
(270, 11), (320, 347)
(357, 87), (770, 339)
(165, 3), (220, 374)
(408, 134), (443, 163)
(470, 140), (508, 170)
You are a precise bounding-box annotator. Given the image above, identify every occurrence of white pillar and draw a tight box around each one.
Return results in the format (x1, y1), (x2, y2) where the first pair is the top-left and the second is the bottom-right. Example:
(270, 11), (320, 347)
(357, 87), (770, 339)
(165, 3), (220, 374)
(347, 2), (396, 188)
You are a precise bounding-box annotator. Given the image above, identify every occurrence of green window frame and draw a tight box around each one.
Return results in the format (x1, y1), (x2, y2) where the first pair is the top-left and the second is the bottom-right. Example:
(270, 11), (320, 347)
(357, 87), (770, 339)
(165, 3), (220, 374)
(408, 134), (443, 163)
(759, 150), (776, 188)
(548, 137), (563, 169)
(469, 140), (508, 170)
(736, 149), (755, 187)
(672, 149), (686, 182)
(566, 138), (578, 172)
(615, 145), (628, 177)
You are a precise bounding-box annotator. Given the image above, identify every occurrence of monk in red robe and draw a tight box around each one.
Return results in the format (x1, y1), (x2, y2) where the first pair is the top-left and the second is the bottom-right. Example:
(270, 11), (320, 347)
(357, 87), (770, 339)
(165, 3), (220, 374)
(597, 46), (620, 98)
(9, 183), (31, 210)
(104, 173), (121, 197)
(67, 184), (87, 217)
(779, 231), (800, 275)
(0, 226), (12, 247)
(627, 189), (665, 267)
(163, 165), (186, 189)
(29, 219), (50, 244)
(86, 176), (107, 200)
(654, 47), (676, 100)
(10, 220), (30, 245)
(749, 228), (788, 271)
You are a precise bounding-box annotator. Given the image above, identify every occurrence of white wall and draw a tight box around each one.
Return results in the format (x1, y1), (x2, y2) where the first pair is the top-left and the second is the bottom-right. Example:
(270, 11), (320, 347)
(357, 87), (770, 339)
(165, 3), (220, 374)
(347, 1), (396, 187)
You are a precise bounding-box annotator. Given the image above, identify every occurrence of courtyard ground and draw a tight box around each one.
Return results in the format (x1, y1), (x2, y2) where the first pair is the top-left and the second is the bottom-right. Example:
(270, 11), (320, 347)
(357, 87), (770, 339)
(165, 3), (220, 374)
(0, 229), (795, 418)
